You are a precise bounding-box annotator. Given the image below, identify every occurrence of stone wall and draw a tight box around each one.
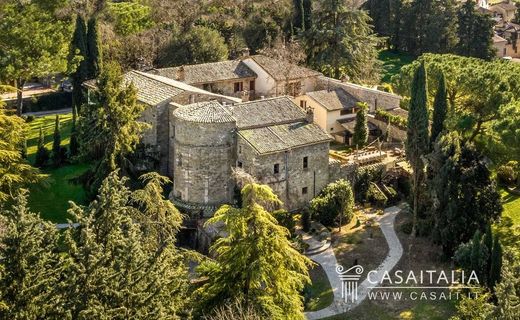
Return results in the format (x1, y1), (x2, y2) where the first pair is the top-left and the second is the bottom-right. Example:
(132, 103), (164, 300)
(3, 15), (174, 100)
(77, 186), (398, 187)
(172, 118), (236, 214)
(316, 76), (401, 112)
(237, 138), (330, 211)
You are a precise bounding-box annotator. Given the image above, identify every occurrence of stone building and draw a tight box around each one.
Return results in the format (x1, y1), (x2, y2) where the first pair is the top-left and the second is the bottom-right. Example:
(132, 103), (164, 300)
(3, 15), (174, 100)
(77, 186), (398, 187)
(170, 97), (332, 214)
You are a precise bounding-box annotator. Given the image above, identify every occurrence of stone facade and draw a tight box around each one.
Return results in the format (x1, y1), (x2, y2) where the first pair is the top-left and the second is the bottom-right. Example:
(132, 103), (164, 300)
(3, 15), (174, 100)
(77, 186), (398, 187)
(236, 138), (330, 210)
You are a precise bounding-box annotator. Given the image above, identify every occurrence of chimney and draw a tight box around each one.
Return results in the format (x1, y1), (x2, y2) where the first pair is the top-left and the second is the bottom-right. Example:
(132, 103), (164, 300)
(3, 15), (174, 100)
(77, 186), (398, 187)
(306, 108), (314, 123)
(176, 66), (185, 82)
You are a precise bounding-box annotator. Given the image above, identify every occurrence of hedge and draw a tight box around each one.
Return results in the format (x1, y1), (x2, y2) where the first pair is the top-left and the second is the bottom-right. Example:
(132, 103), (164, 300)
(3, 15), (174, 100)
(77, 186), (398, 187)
(22, 92), (72, 113)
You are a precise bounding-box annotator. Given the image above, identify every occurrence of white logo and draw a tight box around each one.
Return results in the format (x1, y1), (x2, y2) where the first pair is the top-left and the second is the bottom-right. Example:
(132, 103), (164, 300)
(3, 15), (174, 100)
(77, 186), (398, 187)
(336, 264), (364, 302)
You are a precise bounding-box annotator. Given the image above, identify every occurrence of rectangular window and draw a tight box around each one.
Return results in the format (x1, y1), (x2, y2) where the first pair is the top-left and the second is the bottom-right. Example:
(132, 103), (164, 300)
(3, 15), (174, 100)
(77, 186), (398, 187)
(302, 187), (308, 195)
(237, 161), (243, 168)
(300, 100), (307, 109)
(274, 163), (280, 174)
(303, 156), (308, 169)
(249, 80), (255, 91)
(239, 145), (242, 154)
(234, 82), (243, 92)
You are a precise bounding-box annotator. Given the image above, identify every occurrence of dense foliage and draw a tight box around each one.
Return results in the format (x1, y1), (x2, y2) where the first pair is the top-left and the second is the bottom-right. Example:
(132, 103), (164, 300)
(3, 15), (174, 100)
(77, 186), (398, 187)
(310, 179), (354, 228)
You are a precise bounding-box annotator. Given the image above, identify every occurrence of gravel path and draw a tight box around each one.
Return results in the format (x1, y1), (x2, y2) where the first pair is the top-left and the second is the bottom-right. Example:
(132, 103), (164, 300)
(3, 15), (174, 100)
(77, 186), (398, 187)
(304, 206), (402, 320)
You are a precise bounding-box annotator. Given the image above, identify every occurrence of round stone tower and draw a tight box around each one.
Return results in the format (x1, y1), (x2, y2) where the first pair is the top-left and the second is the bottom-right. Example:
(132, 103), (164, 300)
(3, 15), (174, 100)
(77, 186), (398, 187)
(171, 101), (236, 214)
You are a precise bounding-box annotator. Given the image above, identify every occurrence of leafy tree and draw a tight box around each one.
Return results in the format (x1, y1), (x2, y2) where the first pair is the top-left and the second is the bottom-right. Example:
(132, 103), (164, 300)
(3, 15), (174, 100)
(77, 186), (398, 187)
(306, 0), (380, 84)
(70, 14), (89, 110)
(430, 71), (448, 146)
(353, 102), (369, 149)
(451, 287), (495, 320)
(363, 0), (393, 43)
(457, 0), (495, 60)
(494, 252), (520, 319)
(494, 103), (520, 186)
(69, 105), (79, 158)
(0, 190), (66, 319)
(406, 62), (429, 237)
(51, 115), (62, 166)
(107, 1), (154, 36)
(0, 109), (43, 201)
(161, 26), (229, 66)
(429, 134), (502, 256)
(310, 179), (354, 229)
(34, 127), (49, 168)
(87, 17), (103, 79)
(78, 61), (149, 195)
(195, 183), (312, 319)
(62, 172), (190, 318)
(0, 0), (72, 115)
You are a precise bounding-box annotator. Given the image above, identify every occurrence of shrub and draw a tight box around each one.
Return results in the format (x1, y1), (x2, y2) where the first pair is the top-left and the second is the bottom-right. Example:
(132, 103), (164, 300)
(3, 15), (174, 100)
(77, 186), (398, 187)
(375, 109), (407, 129)
(301, 208), (311, 232)
(34, 145), (49, 168)
(310, 179), (354, 227)
(273, 209), (296, 236)
(24, 115), (35, 122)
(22, 92), (72, 113)
(497, 161), (518, 186)
(366, 183), (387, 208)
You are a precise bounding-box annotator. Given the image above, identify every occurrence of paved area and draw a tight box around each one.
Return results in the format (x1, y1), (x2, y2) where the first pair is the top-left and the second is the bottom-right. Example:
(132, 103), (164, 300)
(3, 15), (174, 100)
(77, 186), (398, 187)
(23, 108), (72, 117)
(304, 206), (402, 320)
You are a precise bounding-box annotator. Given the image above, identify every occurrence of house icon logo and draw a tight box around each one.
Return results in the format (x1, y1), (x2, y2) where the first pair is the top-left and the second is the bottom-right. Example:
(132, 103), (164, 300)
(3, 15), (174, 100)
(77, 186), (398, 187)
(336, 264), (364, 303)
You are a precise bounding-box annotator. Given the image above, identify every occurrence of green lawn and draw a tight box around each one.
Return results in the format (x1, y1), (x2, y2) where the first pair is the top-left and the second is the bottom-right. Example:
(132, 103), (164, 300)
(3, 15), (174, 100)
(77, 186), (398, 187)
(25, 113), (89, 222)
(378, 50), (415, 83)
(500, 188), (520, 225)
(305, 265), (334, 312)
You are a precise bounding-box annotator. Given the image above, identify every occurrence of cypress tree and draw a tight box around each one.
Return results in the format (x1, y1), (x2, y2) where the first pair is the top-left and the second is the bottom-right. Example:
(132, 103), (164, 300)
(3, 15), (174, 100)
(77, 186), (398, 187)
(430, 71), (448, 146)
(34, 126), (49, 168)
(69, 105), (79, 157)
(87, 17), (103, 78)
(51, 115), (61, 166)
(470, 231), (482, 278)
(303, 0), (312, 30)
(353, 102), (369, 149)
(406, 63), (429, 237)
(70, 14), (88, 110)
(489, 234), (502, 291)
(293, 0), (305, 31)
(483, 224), (493, 286)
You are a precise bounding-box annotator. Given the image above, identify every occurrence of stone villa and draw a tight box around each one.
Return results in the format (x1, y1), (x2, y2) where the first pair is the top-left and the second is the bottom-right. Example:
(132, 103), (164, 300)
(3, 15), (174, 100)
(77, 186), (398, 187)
(85, 54), (403, 214)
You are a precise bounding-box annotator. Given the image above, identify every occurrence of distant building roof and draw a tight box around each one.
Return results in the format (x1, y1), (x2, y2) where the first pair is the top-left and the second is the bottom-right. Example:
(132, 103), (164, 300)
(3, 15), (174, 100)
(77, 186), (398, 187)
(491, 1), (517, 11)
(228, 96), (307, 129)
(306, 88), (360, 111)
(385, 107), (409, 118)
(173, 101), (235, 124)
(239, 121), (332, 155)
(248, 55), (321, 81)
(151, 60), (257, 84)
(83, 70), (241, 106)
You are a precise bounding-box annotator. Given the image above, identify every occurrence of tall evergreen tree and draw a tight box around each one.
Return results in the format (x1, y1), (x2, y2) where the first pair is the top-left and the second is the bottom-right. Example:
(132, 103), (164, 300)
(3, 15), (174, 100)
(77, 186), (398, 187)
(494, 253), (519, 318)
(364, 0), (392, 41)
(303, 0), (312, 31)
(406, 63), (429, 237)
(457, 0), (495, 60)
(34, 126), (49, 168)
(306, 0), (380, 84)
(293, 0), (305, 31)
(489, 233), (503, 290)
(51, 115), (62, 166)
(353, 102), (369, 149)
(430, 71), (448, 146)
(69, 105), (79, 158)
(70, 14), (88, 110)
(62, 172), (190, 318)
(78, 62), (149, 194)
(87, 17), (103, 79)
(0, 190), (66, 318)
(195, 183), (312, 319)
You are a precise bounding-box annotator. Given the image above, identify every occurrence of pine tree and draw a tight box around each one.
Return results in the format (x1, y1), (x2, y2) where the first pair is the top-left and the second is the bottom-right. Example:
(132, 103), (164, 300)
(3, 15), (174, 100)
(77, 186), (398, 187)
(430, 71), (448, 146)
(51, 115), (62, 166)
(62, 172), (190, 318)
(195, 183), (312, 319)
(406, 63), (429, 237)
(87, 17), (103, 79)
(70, 14), (88, 110)
(489, 233), (503, 290)
(353, 102), (369, 149)
(69, 105), (79, 158)
(34, 126), (49, 168)
(0, 190), (67, 319)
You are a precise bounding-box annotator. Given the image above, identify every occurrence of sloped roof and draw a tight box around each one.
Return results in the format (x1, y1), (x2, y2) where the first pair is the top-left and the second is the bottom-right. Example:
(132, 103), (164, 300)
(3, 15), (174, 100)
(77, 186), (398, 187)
(239, 122), (332, 155)
(491, 1), (517, 11)
(493, 34), (508, 43)
(151, 60), (257, 84)
(306, 88), (360, 111)
(228, 96), (307, 129)
(83, 70), (241, 106)
(173, 101), (235, 124)
(248, 55), (321, 81)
